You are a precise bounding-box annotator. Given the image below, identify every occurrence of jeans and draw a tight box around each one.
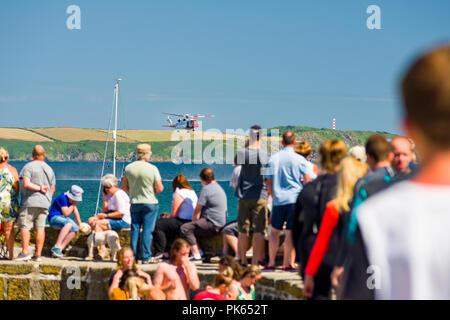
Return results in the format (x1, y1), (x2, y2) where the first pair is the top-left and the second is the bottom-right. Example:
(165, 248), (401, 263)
(130, 203), (159, 261)
(49, 215), (79, 233)
(107, 218), (130, 231)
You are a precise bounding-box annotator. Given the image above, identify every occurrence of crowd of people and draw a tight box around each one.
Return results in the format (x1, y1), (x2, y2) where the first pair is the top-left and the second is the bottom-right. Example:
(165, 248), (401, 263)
(0, 44), (449, 300)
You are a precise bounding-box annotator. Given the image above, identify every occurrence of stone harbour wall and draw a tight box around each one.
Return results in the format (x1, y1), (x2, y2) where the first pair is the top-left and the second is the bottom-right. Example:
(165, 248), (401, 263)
(1, 226), (301, 300)
(0, 260), (305, 300)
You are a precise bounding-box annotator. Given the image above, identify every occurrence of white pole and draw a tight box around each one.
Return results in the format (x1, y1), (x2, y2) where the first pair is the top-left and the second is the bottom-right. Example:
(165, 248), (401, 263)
(113, 78), (122, 177)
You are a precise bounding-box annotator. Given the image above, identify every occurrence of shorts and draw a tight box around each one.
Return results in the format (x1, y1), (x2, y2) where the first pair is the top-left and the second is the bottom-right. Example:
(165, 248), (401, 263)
(222, 221), (238, 237)
(17, 207), (48, 230)
(237, 198), (268, 234)
(108, 218), (130, 231)
(49, 215), (79, 233)
(271, 203), (296, 230)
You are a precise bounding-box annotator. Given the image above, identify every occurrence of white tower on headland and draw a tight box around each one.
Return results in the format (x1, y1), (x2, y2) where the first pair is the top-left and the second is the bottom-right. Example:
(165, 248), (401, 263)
(333, 118), (336, 130)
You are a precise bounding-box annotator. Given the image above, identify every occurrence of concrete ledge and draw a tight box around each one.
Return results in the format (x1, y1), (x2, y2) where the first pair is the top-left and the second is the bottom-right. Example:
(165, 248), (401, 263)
(11, 226), (224, 259)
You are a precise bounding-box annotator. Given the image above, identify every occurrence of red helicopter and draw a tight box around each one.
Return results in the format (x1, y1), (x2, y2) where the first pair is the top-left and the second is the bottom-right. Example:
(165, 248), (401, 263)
(162, 113), (214, 131)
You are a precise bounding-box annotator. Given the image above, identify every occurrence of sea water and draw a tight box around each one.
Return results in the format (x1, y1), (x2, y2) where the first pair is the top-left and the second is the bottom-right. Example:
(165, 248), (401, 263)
(9, 161), (238, 223)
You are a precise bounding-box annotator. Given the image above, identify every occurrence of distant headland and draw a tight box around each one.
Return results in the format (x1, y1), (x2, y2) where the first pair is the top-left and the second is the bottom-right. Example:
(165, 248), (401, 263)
(0, 126), (396, 162)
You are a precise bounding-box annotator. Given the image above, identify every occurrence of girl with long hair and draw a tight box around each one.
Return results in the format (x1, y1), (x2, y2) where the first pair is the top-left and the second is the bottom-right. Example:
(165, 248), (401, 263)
(302, 157), (368, 298)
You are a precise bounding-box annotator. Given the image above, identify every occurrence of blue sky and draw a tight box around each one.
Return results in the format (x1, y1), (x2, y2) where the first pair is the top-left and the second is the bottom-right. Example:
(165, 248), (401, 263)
(1, 0), (449, 134)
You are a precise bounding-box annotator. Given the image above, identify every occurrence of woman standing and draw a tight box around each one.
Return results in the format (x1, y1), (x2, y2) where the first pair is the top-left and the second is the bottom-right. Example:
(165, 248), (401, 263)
(302, 157), (368, 298)
(292, 139), (347, 299)
(0, 147), (20, 260)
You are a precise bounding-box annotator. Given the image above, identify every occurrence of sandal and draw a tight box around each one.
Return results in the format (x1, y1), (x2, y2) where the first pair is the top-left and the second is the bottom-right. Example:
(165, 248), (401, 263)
(282, 265), (297, 272)
(143, 257), (161, 264)
(262, 265), (276, 271)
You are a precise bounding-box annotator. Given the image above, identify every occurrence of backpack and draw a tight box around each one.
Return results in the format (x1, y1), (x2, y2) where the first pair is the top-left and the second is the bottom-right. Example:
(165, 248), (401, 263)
(292, 173), (338, 270)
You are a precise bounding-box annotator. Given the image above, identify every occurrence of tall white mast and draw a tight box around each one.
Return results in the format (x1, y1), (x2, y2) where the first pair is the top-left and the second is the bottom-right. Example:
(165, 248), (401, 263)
(113, 78), (122, 177)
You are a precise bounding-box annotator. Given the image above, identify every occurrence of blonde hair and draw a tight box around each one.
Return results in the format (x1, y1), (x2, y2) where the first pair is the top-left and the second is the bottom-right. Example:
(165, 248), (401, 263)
(335, 157), (368, 212)
(241, 265), (262, 280)
(125, 276), (143, 300)
(0, 147), (9, 163)
(117, 247), (138, 272)
(213, 271), (233, 288)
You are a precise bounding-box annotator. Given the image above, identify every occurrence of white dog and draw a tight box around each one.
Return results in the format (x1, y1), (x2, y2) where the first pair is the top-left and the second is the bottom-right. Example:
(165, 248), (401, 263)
(86, 230), (121, 261)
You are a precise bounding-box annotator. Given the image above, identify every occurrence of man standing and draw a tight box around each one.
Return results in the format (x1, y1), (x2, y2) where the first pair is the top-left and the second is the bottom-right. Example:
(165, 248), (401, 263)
(180, 168), (227, 263)
(122, 144), (164, 264)
(235, 125), (269, 267)
(391, 136), (415, 176)
(16, 145), (56, 261)
(153, 238), (200, 300)
(265, 131), (312, 271)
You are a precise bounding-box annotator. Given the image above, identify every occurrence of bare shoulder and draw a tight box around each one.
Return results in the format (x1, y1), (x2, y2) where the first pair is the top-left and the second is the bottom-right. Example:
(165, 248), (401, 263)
(6, 164), (19, 177)
(156, 261), (170, 272)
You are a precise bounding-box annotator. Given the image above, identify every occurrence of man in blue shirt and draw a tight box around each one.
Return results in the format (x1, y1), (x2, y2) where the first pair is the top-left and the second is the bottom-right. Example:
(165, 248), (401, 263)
(48, 185), (84, 258)
(265, 131), (313, 271)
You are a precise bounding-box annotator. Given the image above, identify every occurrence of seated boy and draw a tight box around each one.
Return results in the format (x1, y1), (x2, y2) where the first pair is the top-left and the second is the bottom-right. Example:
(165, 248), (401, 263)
(48, 185), (83, 258)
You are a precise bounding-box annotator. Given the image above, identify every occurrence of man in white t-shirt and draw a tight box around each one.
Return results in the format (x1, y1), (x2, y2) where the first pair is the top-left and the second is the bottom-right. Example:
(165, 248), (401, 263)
(344, 45), (450, 300)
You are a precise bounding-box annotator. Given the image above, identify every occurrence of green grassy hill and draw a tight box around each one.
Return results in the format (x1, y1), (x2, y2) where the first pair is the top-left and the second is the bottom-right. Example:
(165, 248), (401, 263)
(267, 125), (397, 150)
(0, 126), (397, 161)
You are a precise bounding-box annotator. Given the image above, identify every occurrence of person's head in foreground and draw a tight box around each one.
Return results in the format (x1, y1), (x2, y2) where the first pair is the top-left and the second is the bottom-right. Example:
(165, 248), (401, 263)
(195, 269), (234, 300)
(219, 255), (243, 281)
(170, 238), (190, 264)
(401, 45), (450, 165)
(239, 265), (262, 292)
(117, 247), (138, 272)
(120, 270), (145, 300)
